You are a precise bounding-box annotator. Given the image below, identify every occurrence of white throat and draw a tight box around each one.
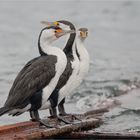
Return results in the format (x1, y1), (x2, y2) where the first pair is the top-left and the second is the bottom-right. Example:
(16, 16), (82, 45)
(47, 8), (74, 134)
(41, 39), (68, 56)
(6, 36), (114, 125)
(62, 26), (77, 60)
(39, 32), (59, 55)
(76, 36), (87, 60)
(62, 26), (71, 50)
(76, 35), (90, 76)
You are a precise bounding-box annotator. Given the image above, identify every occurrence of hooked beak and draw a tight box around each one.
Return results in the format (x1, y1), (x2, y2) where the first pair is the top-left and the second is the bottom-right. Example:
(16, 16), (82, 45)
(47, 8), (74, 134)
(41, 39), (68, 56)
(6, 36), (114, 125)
(55, 29), (75, 38)
(41, 21), (59, 27)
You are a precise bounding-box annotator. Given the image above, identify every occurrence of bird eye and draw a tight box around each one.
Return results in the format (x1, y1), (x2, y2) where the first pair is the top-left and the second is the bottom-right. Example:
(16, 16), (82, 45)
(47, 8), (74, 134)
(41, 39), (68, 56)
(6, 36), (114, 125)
(86, 32), (88, 35)
(80, 32), (82, 36)
(55, 29), (62, 33)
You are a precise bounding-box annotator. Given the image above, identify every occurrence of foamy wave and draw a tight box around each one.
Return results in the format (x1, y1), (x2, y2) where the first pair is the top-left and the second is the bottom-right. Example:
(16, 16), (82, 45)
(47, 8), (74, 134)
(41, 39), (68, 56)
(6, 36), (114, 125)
(70, 78), (139, 111)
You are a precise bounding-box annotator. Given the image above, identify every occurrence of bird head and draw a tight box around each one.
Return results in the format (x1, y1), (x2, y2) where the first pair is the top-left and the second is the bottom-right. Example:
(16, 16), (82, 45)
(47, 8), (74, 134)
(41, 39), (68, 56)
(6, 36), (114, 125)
(78, 28), (88, 41)
(41, 20), (76, 31)
(40, 25), (75, 43)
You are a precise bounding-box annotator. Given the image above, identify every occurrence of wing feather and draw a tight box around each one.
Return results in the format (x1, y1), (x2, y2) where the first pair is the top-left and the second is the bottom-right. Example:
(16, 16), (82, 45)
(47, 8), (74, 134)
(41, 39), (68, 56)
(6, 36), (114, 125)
(4, 55), (57, 107)
(56, 60), (72, 90)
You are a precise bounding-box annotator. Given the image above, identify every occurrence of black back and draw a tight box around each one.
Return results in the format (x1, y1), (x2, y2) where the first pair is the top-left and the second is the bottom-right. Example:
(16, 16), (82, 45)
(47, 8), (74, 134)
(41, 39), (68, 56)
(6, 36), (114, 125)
(5, 55), (57, 109)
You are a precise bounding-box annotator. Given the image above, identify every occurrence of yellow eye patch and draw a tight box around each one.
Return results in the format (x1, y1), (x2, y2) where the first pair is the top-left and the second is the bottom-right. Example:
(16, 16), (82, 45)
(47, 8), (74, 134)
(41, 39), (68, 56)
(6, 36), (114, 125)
(53, 21), (59, 26)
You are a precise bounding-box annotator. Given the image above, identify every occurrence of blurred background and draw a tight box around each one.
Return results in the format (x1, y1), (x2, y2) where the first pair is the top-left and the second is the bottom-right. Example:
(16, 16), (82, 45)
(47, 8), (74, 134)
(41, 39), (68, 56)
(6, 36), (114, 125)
(0, 0), (140, 132)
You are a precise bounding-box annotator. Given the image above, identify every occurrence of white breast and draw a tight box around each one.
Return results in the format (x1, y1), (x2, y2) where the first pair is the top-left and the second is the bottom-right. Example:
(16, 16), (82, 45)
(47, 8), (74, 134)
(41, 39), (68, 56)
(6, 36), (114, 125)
(40, 47), (67, 110)
(77, 44), (90, 83)
(58, 45), (80, 104)
(57, 39), (90, 104)
(69, 38), (90, 96)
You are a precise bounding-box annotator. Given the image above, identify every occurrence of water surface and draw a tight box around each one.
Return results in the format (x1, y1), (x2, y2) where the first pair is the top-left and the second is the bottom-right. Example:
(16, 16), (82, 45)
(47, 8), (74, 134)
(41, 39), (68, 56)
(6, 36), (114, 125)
(0, 0), (140, 132)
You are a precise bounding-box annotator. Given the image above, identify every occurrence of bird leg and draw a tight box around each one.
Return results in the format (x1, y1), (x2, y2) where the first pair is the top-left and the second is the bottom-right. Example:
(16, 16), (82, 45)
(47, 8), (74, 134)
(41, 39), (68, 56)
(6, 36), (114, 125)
(30, 110), (54, 128)
(58, 98), (67, 116)
(49, 107), (71, 124)
(58, 100), (81, 122)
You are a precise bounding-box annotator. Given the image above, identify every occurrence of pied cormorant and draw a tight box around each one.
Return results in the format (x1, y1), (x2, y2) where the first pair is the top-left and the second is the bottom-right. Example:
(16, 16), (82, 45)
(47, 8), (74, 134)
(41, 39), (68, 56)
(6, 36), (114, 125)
(58, 27), (89, 116)
(42, 21), (89, 118)
(0, 26), (74, 126)
(41, 20), (80, 118)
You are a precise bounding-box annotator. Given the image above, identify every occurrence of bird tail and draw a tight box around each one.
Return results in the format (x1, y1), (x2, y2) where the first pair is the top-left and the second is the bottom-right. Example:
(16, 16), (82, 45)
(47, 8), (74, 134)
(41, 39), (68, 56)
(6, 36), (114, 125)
(0, 107), (10, 116)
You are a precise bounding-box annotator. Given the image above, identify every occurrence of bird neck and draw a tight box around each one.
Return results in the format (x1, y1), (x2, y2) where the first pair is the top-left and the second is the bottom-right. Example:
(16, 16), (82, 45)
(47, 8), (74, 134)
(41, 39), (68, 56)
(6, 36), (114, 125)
(38, 30), (56, 56)
(58, 20), (76, 55)
(38, 34), (57, 56)
(76, 37), (86, 60)
(63, 32), (76, 56)
(76, 36), (85, 46)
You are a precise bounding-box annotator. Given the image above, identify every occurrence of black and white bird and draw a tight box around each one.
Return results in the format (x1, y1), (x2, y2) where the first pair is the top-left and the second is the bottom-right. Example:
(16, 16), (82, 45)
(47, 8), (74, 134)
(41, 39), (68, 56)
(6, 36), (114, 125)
(41, 20), (80, 118)
(58, 27), (89, 116)
(0, 26), (74, 126)
(43, 21), (89, 117)
(74, 28), (89, 93)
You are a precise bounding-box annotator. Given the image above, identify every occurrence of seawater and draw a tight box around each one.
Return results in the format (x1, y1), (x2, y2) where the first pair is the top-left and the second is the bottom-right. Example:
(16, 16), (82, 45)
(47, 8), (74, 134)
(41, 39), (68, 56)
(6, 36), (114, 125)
(0, 0), (140, 132)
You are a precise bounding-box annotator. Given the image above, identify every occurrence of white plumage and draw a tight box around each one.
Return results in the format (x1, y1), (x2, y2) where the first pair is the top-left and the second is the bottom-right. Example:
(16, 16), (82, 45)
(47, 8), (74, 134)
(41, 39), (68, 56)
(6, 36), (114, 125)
(39, 29), (67, 110)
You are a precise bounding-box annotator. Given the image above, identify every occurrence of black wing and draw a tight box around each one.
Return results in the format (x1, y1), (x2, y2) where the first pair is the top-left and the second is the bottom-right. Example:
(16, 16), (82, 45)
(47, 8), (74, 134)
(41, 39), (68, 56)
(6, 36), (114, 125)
(48, 59), (72, 105)
(4, 55), (57, 107)
(55, 59), (72, 90)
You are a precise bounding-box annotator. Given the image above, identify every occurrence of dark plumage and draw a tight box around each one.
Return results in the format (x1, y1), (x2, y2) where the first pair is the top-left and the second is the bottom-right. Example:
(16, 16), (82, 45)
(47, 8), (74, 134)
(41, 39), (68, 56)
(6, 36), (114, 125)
(48, 60), (73, 108)
(0, 25), (71, 127)
(3, 55), (57, 112)
(79, 28), (88, 32)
